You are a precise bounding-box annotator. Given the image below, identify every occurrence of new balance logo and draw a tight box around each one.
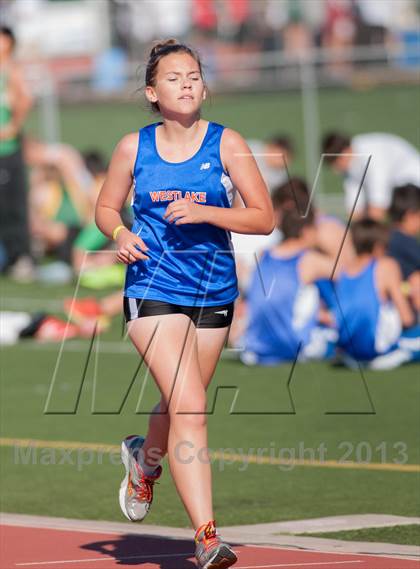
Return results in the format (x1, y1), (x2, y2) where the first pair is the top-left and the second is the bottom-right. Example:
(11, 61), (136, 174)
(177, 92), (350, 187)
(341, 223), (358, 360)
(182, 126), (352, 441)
(214, 309), (228, 317)
(200, 162), (210, 170)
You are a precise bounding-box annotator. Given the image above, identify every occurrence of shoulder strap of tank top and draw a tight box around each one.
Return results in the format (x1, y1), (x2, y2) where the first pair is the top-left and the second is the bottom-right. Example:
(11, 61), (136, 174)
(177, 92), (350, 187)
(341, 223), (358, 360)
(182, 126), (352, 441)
(133, 122), (160, 177)
(369, 258), (379, 278)
(207, 121), (224, 140)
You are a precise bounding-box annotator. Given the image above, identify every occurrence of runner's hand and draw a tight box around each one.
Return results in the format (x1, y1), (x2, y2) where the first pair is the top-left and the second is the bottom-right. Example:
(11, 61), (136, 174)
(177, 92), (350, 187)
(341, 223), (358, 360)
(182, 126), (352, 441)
(163, 199), (207, 225)
(116, 228), (149, 264)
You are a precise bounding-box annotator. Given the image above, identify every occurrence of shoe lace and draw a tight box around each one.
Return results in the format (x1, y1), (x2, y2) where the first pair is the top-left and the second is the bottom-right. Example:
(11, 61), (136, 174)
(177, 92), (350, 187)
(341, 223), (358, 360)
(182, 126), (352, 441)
(202, 534), (220, 551)
(196, 520), (220, 551)
(128, 470), (159, 502)
(136, 471), (159, 502)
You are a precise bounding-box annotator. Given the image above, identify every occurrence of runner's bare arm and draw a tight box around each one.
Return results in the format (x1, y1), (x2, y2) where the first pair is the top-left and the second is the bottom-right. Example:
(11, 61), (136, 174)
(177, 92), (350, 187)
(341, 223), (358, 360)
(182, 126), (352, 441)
(95, 134), (149, 263)
(95, 134), (137, 238)
(213, 129), (274, 234)
(163, 129), (275, 235)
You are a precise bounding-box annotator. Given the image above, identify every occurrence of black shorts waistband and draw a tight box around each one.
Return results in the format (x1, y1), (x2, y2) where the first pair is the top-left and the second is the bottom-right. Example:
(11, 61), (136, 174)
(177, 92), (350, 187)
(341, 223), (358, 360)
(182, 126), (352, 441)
(124, 298), (234, 329)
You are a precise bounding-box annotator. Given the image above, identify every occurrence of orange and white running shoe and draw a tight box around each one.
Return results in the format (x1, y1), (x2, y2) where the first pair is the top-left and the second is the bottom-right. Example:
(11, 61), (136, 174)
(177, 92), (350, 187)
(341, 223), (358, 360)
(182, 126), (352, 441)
(119, 435), (162, 522)
(195, 520), (238, 569)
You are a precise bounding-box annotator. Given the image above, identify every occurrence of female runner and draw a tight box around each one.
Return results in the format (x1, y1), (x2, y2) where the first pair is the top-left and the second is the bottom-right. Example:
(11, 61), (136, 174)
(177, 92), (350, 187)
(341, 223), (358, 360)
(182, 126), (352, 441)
(95, 39), (274, 569)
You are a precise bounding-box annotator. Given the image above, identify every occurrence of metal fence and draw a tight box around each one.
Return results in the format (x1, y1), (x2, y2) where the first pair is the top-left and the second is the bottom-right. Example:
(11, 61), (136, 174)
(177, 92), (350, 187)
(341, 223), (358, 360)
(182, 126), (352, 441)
(26, 41), (419, 213)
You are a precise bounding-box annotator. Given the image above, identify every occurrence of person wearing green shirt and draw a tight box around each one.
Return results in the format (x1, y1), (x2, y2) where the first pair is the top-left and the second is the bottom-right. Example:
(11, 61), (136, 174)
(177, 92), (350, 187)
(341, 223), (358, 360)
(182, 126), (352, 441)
(0, 26), (33, 279)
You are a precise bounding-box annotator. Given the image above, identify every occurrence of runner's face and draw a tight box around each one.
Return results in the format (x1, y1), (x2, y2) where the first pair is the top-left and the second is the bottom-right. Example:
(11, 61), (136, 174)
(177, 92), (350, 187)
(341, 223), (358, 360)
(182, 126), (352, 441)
(146, 53), (205, 116)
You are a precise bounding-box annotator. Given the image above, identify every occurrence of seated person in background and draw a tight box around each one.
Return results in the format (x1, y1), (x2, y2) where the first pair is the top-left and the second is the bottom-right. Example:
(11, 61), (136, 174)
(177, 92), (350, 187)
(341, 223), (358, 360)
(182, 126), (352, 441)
(228, 177), (351, 346)
(63, 290), (122, 336)
(240, 206), (338, 366)
(322, 131), (420, 221)
(26, 141), (122, 273)
(387, 184), (420, 315)
(29, 163), (85, 266)
(83, 151), (108, 207)
(271, 176), (354, 267)
(246, 134), (294, 192)
(71, 150), (113, 272)
(25, 137), (92, 223)
(270, 177), (354, 315)
(333, 218), (417, 369)
(230, 135), (294, 290)
(26, 138), (93, 266)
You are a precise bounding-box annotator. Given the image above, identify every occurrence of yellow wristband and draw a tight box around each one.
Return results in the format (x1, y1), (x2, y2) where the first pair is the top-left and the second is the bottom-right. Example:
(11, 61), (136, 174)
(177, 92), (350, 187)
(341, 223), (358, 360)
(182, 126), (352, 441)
(112, 224), (126, 241)
(401, 281), (411, 296)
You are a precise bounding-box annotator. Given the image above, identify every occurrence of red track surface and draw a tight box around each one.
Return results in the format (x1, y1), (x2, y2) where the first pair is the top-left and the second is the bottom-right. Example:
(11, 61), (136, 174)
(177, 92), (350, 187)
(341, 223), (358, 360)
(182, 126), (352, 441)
(1, 525), (418, 569)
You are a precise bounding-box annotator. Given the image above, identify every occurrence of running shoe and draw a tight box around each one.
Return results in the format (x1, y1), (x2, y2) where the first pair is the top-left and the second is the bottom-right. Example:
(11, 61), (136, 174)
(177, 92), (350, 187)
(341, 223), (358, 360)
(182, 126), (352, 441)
(195, 520), (238, 569)
(119, 435), (162, 522)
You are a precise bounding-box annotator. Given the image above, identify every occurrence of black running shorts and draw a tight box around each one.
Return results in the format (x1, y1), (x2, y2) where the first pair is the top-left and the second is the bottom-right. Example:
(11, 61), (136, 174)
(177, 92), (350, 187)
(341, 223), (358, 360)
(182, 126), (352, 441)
(123, 298), (234, 328)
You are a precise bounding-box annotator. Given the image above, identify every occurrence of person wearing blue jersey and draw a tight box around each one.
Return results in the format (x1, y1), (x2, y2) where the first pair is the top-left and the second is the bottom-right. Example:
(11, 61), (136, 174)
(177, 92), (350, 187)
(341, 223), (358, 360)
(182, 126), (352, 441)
(270, 177), (355, 315)
(333, 218), (417, 369)
(229, 177), (352, 349)
(241, 205), (338, 366)
(271, 177), (354, 266)
(95, 39), (274, 569)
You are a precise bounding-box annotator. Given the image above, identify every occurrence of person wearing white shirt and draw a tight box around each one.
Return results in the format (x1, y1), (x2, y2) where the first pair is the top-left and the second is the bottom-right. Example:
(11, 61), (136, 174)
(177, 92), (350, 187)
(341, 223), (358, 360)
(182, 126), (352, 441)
(322, 131), (420, 220)
(231, 135), (293, 290)
(246, 135), (294, 192)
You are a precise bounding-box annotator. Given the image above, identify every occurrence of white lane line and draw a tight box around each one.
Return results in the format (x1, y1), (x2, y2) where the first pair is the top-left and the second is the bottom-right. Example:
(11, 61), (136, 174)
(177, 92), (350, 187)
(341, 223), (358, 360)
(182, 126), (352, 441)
(16, 558), (366, 568)
(236, 562), (364, 568)
(15, 551), (192, 566)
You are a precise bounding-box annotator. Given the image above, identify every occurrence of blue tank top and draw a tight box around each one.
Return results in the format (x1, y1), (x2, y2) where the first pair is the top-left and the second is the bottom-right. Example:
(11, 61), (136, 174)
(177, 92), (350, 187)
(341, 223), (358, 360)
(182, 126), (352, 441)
(124, 121), (238, 306)
(334, 260), (401, 360)
(314, 213), (344, 309)
(243, 250), (320, 364)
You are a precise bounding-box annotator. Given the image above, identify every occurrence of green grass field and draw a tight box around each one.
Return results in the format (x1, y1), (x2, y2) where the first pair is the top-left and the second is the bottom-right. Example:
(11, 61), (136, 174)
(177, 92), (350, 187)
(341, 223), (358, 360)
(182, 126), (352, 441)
(1, 275), (419, 538)
(305, 525), (420, 547)
(2, 84), (419, 544)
